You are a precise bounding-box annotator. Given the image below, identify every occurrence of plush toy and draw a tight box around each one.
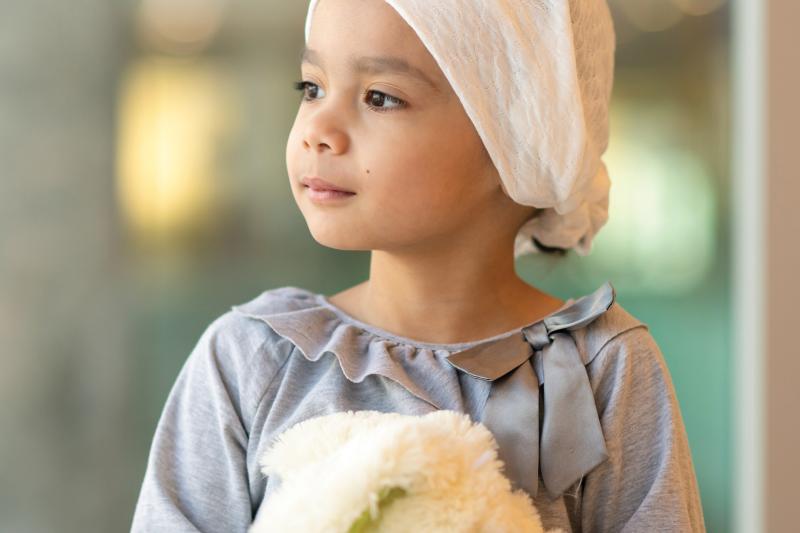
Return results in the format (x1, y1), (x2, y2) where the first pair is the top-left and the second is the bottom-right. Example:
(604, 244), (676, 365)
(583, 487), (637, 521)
(249, 409), (562, 533)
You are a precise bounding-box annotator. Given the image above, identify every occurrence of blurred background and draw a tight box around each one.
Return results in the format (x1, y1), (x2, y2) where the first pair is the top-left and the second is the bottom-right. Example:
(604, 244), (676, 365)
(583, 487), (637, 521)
(1, 0), (793, 532)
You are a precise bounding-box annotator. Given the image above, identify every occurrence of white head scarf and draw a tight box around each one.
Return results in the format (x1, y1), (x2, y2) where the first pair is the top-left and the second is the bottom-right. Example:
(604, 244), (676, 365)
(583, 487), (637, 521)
(304, 0), (616, 257)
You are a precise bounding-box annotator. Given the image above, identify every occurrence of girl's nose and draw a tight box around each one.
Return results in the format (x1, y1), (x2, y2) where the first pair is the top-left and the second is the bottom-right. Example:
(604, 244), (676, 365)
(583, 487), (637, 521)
(302, 109), (349, 155)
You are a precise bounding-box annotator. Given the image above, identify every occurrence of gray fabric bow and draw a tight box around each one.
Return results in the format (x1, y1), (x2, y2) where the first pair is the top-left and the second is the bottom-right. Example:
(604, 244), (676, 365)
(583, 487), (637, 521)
(445, 281), (615, 499)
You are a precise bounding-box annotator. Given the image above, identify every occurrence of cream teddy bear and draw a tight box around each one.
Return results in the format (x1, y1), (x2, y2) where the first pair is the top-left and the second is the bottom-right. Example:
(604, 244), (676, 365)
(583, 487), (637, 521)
(249, 409), (562, 533)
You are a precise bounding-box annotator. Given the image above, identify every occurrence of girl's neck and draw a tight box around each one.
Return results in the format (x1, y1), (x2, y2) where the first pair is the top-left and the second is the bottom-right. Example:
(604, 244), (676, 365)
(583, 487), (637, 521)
(325, 250), (564, 346)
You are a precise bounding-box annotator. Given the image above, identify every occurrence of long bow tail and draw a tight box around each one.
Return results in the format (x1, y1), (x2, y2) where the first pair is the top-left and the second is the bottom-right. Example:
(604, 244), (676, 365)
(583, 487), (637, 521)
(446, 281), (615, 499)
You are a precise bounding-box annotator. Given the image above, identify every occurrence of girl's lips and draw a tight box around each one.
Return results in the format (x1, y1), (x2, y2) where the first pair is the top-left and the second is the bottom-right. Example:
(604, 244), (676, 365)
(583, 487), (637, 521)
(303, 186), (356, 203)
(301, 176), (355, 193)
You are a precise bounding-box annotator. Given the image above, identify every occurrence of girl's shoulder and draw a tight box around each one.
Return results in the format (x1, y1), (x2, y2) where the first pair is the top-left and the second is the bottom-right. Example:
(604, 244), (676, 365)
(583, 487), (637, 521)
(226, 284), (332, 355)
(574, 298), (677, 408)
(571, 296), (653, 366)
(221, 285), (321, 351)
(200, 285), (315, 354)
(185, 286), (318, 411)
(205, 285), (318, 364)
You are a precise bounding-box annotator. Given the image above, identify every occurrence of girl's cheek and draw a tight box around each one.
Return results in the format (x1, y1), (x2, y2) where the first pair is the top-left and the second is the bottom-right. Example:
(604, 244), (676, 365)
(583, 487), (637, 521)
(286, 124), (307, 164)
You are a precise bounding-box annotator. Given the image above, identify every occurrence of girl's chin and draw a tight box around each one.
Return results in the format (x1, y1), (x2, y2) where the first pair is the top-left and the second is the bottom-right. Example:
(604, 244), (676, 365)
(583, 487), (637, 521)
(310, 237), (371, 252)
(306, 225), (366, 249)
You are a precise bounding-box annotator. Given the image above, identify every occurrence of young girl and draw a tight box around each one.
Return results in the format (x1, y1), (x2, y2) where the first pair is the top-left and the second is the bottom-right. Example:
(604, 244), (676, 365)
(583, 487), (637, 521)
(131, 0), (706, 531)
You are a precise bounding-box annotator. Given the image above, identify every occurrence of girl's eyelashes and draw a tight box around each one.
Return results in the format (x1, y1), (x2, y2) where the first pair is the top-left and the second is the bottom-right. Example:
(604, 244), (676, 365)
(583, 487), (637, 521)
(291, 80), (407, 113)
(364, 89), (407, 113)
(292, 80), (316, 98)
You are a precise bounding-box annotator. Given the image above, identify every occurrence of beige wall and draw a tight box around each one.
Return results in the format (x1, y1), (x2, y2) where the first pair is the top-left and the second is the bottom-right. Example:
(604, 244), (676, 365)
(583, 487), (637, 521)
(766, 2), (800, 532)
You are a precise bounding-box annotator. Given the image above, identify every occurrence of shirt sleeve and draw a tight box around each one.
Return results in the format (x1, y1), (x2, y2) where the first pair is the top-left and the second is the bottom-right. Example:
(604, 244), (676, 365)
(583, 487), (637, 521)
(130, 312), (278, 533)
(580, 326), (707, 533)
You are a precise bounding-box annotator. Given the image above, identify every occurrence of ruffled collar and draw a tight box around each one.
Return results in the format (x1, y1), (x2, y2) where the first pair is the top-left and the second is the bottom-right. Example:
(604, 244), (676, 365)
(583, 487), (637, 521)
(231, 281), (625, 389)
(231, 285), (575, 410)
(232, 280), (645, 500)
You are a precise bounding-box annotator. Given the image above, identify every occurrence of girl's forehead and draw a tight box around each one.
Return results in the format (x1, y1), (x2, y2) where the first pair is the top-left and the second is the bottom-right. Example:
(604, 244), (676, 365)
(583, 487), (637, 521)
(308, 0), (424, 50)
(304, 1), (448, 88)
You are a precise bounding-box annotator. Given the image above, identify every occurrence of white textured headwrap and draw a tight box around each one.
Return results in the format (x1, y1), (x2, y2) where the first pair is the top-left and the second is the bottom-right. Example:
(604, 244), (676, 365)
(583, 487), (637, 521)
(304, 0), (616, 257)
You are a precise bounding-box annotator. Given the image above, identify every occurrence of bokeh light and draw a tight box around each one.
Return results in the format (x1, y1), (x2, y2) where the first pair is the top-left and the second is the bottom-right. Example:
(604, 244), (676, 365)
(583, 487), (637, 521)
(616, 0), (685, 32)
(115, 56), (238, 246)
(136, 0), (229, 53)
(594, 101), (717, 294)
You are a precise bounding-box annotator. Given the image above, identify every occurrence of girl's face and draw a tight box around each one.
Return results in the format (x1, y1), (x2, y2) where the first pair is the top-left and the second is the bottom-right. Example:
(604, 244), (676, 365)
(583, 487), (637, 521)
(286, 0), (532, 254)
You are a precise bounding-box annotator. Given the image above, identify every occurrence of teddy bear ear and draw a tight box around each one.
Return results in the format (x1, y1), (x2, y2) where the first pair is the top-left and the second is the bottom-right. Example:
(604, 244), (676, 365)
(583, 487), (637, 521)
(258, 410), (405, 478)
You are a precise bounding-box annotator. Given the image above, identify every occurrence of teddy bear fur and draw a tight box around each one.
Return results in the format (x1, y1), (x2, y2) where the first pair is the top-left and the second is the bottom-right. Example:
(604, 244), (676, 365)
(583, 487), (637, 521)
(248, 409), (563, 533)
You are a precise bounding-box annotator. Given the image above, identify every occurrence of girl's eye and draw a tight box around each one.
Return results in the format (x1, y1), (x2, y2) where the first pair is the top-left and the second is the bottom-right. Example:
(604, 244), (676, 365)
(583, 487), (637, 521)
(291, 80), (407, 113)
(364, 89), (406, 112)
(293, 80), (324, 101)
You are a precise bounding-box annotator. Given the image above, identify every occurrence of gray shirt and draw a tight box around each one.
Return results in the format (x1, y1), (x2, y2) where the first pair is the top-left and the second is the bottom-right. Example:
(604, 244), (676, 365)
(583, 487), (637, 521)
(130, 282), (706, 532)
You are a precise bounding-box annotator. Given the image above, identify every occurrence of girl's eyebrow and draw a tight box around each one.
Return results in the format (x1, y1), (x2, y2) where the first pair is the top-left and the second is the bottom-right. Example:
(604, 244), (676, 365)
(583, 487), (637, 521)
(300, 45), (441, 93)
